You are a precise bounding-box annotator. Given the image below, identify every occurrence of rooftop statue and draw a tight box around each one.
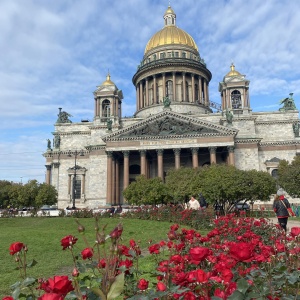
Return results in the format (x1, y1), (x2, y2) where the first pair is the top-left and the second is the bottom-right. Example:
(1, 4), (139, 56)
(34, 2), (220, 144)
(46, 139), (51, 150)
(56, 108), (73, 123)
(225, 109), (233, 124)
(279, 93), (297, 111)
(107, 119), (113, 131)
(163, 96), (171, 108)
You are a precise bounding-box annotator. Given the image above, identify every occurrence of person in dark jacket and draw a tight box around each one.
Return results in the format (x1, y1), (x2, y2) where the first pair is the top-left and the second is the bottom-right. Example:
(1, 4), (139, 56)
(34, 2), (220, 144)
(273, 188), (293, 232)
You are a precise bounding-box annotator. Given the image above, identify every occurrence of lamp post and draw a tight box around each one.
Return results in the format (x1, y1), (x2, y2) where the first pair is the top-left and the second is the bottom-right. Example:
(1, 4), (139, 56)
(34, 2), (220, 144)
(68, 150), (84, 209)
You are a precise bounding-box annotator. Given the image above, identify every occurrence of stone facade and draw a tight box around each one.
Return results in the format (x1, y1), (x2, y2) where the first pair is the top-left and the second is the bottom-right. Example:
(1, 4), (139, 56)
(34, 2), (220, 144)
(44, 5), (300, 209)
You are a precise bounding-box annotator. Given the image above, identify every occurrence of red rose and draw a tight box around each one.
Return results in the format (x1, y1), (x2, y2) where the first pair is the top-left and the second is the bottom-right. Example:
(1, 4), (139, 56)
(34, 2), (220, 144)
(39, 276), (74, 295)
(60, 235), (78, 250)
(221, 268), (233, 283)
(81, 248), (93, 260)
(118, 259), (133, 274)
(38, 293), (64, 300)
(189, 247), (210, 264)
(182, 291), (196, 300)
(9, 242), (25, 255)
(110, 224), (123, 239)
(98, 258), (106, 268)
(157, 281), (166, 291)
(229, 242), (255, 262)
(2, 297), (14, 300)
(291, 227), (300, 237)
(137, 278), (149, 290)
(129, 239), (136, 247)
(214, 288), (226, 299)
(149, 244), (160, 254)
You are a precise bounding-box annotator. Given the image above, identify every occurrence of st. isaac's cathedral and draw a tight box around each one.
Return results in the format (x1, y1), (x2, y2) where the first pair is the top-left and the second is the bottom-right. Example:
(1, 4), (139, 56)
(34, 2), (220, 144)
(44, 6), (300, 209)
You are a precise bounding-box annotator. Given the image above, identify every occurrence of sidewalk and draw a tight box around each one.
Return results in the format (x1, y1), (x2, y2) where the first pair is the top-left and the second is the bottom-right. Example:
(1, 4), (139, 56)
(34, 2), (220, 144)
(269, 217), (300, 232)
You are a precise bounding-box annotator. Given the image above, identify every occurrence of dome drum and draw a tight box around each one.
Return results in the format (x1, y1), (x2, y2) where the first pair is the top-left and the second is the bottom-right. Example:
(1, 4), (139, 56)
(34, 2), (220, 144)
(132, 5), (212, 116)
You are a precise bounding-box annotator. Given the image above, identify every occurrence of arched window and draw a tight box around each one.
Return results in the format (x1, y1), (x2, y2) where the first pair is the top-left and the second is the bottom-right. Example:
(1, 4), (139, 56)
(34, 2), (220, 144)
(102, 100), (110, 118)
(231, 90), (242, 109)
(166, 80), (173, 101)
(271, 169), (278, 178)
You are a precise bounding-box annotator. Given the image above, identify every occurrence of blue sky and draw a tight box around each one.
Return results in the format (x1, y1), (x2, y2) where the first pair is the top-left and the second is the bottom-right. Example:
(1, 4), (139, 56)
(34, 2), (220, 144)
(1, 0), (300, 183)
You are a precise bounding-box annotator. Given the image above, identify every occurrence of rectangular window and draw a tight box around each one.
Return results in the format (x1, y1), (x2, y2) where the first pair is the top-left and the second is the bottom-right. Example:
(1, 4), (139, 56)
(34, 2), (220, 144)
(72, 176), (81, 199)
(160, 53), (164, 59)
(167, 52), (172, 58)
(175, 52), (179, 57)
(182, 52), (186, 58)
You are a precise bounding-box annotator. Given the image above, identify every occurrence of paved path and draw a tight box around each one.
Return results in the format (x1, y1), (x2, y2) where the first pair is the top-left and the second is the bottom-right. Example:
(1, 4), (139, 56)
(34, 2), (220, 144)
(269, 217), (300, 232)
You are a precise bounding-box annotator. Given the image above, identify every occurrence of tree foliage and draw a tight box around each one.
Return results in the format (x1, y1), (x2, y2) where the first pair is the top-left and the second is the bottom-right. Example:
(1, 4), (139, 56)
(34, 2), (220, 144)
(123, 175), (168, 205)
(125, 165), (277, 207)
(278, 156), (300, 197)
(165, 168), (199, 202)
(0, 180), (58, 208)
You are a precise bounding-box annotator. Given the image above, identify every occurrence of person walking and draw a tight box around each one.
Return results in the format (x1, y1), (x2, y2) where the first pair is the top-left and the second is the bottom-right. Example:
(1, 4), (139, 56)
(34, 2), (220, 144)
(273, 188), (295, 232)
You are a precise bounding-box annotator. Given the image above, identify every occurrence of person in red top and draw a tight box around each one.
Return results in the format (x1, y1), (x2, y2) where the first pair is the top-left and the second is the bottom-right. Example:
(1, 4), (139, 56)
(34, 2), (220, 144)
(273, 188), (294, 232)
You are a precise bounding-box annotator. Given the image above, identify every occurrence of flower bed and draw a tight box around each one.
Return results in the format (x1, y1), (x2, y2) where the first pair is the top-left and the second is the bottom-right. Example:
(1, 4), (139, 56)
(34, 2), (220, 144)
(3, 214), (300, 299)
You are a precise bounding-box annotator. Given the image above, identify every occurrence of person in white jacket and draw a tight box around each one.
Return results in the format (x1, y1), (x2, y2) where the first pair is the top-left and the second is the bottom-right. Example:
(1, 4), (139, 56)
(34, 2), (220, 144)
(188, 196), (200, 210)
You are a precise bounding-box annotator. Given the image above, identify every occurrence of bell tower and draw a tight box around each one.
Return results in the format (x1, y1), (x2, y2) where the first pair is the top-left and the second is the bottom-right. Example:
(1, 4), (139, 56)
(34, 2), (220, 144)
(93, 73), (123, 125)
(219, 63), (251, 114)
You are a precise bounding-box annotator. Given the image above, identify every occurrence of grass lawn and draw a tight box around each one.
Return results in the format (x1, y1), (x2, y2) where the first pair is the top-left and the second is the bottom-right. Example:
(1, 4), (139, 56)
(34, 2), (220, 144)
(0, 217), (190, 297)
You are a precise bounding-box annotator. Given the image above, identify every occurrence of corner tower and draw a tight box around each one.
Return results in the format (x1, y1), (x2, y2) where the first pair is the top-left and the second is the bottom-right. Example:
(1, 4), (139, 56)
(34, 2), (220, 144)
(132, 6), (212, 117)
(219, 63), (251, 114)
(93, 73), (123, 125)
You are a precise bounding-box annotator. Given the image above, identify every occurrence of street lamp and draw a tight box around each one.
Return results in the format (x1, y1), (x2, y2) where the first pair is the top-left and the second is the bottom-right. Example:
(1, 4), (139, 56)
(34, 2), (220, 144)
(68, 150), (84, 209)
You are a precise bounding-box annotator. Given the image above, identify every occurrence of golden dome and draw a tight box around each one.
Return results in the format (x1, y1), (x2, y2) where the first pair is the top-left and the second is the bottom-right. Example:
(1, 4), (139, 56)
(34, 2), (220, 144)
(101, 73), (115, 86)
(144, 6), (198, 55)
(225, 63), (242, 77)
(145, 26), (198, 54)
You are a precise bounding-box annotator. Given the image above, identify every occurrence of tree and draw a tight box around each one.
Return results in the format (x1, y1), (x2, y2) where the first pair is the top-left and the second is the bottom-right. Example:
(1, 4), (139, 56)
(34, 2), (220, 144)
(17, 180), (40, 208)
(165, 167), (199, 203)
(0, 180), (13, 208)
(196, 164), (246, 204)
(278, 156), (300, 197)
(35, 183), (58, 207)
(123, 175), (168, 205)
(242, 169), (276, 202)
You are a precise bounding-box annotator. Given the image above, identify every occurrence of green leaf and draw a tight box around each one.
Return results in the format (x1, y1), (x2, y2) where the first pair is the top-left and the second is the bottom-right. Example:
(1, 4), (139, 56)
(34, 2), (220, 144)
(10, 281), (21, 289)
(107, 273), (125, 300)
(227, 290), (245, 300)
(91, 287), (106, 299)
(237, 278), (250, 293)
(26, 259), (38, 268)
(12, 287), (21, 300)
(22, 277), (36, 287)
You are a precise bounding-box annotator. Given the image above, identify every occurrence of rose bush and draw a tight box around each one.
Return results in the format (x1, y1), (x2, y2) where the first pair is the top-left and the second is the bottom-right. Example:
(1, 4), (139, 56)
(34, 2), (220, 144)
(3, 214), (300, 299)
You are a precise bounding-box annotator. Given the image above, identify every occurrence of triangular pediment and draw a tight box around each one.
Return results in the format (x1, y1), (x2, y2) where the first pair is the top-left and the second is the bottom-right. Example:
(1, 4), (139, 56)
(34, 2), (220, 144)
(103, 111), (237, 141)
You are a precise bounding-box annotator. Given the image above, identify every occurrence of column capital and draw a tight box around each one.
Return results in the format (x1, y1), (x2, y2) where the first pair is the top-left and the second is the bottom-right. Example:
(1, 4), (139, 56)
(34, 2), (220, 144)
(123, 150), (130, 157)
(227, 146), (235, 153)
(191, 147), (199, 154)
(173, 148), (181, 155)
(106, 151), (113, 158)
(156, 149), (164, 155)
(208, 146), (217, 154)
(45, 165), (52, 171)
(53, 162), (60, 168)
(139, 149), (146, 156)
